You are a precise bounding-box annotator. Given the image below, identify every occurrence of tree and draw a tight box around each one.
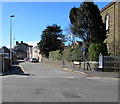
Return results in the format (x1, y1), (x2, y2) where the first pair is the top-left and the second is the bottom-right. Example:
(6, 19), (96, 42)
(38, 24), (65, 57)
(69, 2), (106, 45)
(64, 25), (76, 47)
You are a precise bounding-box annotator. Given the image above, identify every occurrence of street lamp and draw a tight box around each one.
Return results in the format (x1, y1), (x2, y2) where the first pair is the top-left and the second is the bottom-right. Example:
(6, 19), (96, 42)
(10, 15), (15, 66)
(13, 38), (15, 48)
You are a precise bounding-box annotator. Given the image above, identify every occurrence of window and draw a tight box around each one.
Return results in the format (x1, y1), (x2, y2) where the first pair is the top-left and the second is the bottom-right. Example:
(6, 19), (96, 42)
(105, 14), (110, 33)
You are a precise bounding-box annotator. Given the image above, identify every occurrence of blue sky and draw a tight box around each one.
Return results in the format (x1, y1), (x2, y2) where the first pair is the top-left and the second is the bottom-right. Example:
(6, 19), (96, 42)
(1, 2), (110, 47)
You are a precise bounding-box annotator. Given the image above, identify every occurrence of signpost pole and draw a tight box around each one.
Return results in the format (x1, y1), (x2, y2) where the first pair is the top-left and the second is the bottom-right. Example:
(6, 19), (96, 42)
(82, 46), (86, 70)
(1, 48), (5, 72)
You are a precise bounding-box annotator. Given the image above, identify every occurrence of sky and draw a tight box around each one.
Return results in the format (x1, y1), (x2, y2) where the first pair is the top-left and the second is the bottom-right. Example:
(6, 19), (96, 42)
(1, 1), (111, 48)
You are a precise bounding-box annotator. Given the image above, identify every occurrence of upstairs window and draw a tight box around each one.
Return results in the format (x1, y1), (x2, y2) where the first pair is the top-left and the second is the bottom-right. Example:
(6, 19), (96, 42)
(105, 14), (110, 33)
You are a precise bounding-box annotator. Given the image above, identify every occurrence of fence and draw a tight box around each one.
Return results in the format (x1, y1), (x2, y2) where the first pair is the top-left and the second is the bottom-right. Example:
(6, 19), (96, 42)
(103, 56), (119, 72)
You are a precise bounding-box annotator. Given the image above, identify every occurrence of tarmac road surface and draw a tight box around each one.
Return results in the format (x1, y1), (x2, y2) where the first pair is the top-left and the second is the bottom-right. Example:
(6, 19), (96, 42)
(1, 61), (118, 102)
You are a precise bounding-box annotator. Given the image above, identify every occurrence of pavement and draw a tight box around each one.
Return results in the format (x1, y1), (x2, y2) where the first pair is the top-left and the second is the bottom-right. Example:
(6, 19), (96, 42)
(1, 61), (30, 76)
(62, 67), (119, 78)
(41, 60), (119, 79)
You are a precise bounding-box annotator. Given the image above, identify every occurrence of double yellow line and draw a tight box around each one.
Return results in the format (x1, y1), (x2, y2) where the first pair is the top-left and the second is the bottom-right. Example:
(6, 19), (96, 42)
(19, 63), (25, 73)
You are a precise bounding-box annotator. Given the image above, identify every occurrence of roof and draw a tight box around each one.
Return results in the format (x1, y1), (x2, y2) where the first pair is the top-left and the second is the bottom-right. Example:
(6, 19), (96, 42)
(100, 2), (115, 13)
(15, 43), (33, 47)
(0, 46), (10, 53)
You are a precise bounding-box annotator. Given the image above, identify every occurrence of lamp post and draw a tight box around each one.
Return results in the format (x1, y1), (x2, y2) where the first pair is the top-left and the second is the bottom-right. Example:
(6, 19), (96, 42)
(10, 15), (15, 66)
(13, 38), (15, 49)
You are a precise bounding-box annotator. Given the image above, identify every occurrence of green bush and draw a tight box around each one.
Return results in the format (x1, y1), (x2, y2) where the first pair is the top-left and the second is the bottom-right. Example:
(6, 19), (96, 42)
(49, 47), (82, 62)
(62, 48), (72, 61)
(49, 50), (62, 60)
(70, 47), (82, 61)
(88, 43), (107, 61)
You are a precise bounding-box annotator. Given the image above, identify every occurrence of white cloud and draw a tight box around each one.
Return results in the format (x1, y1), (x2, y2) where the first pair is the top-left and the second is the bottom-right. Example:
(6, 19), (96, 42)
(26, 41), (39, 47)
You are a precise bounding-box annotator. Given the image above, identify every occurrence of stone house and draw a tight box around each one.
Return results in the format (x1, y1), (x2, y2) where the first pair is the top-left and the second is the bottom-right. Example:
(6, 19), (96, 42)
(32, 46), (42, 62)
(14, 41), (33, 59)
(100, 1), (120, 55)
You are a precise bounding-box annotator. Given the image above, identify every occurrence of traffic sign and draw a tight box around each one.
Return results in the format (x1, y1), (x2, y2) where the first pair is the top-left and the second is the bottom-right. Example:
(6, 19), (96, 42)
(82, 47), (87, 52)
(2, 48), (5, 53)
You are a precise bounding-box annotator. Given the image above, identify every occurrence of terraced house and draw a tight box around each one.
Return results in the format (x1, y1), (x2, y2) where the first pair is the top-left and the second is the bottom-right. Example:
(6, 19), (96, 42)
(100, 1), (120, 56)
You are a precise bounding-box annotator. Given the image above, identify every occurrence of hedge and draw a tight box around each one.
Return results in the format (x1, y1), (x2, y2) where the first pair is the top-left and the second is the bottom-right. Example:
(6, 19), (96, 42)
(49, 47), (82, 62)
(49, 50), (62, 60)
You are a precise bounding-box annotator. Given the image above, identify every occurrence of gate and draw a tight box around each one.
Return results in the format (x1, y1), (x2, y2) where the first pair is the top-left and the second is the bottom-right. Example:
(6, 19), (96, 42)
(103, 56), (119, 71)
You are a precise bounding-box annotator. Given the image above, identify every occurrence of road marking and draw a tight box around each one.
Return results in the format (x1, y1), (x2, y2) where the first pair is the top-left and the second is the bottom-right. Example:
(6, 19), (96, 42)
(86, 77), (100, 80)
(62, 68), (87, 76)
(19, 63), (25, 73)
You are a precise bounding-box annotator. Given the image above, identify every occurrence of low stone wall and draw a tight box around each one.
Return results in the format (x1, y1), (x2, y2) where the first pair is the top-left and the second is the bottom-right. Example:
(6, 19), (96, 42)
(0, 54), (2, 73)
(42, 58), (63, 67)
(0, 54), (11, 72)
(4, 58), (11, 71)
(42, 58), (99, 70)
(80, 61), (99, 70)
(42, 57), (73, 68)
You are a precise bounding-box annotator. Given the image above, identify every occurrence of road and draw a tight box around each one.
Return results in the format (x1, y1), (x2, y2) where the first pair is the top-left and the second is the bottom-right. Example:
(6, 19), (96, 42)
(2, 61), (118, 102)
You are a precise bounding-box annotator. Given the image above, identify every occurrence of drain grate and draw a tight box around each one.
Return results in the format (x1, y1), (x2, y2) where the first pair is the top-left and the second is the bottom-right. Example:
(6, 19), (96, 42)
(62, 93), (81, 99)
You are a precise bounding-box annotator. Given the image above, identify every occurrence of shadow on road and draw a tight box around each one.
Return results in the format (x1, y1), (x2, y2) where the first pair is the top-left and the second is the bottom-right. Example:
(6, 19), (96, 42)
(2, 60), (33, 76)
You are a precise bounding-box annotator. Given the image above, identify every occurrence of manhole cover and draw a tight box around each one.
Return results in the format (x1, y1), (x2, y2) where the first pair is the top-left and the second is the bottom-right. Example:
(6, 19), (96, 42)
(34, 89), (44, 95)
(62, 93), (80, 99)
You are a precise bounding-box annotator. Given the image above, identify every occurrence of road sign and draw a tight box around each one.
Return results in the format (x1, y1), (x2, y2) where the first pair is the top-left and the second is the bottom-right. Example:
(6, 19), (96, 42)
(2, 48), (5, 53)
(82, 47), (87, 52)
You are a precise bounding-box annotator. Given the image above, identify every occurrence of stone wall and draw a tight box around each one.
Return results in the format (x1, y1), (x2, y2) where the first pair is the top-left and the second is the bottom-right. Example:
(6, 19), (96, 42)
(80, 61), (99, 70)
(0, 54), (2, 73)
(4, 58), (11, 72)
(0, 54), (11, 72)
(42, 57), (98, 70)
(100, 2), (120, 55)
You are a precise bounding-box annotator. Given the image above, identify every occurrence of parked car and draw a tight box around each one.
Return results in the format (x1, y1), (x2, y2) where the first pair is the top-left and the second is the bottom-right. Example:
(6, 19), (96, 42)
(24, 58), (29, 61)
(30, 58), (38, 62)
(27, 58), (31, 61)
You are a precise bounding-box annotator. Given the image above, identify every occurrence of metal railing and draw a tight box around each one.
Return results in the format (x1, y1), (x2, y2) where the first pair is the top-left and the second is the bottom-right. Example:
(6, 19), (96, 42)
(103, 56), (119, 71)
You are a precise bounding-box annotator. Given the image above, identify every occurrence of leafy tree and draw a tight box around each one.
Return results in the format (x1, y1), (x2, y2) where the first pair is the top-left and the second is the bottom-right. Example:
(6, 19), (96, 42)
(88, 43), (108, 61)
(38, 24), (64, 57)
(69, 2), (106, 45)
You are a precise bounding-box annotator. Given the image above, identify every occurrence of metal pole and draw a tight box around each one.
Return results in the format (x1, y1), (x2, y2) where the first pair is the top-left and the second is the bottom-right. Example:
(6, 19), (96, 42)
(10, 15), (15, 66)
(3, 54), (4, 72)
(13, 38), (15, 49)
(10, 16), (12, 66)
(113, 3), (115, 56)
(83, 52), (85, 70)
(63, 60), (65, 67)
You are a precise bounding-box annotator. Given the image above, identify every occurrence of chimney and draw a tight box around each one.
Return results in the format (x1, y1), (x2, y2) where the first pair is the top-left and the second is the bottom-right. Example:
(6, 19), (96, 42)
(16, 41), (19, 45)
(21, 41), (23, 44)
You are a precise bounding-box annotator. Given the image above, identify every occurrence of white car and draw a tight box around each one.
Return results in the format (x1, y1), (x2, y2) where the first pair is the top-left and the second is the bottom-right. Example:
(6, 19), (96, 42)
(30, 58), (38, 62)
